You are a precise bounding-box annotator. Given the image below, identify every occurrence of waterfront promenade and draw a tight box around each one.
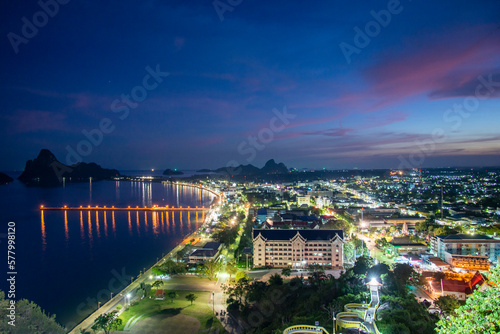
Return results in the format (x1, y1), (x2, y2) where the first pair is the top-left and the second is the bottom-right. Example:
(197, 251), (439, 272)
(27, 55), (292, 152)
(68, 206), (217, 333)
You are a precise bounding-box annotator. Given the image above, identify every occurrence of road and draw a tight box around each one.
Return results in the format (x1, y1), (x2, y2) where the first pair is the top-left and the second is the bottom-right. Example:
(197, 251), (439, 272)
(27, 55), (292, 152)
(69, 208), (217, 334)
(412, 286), (435, 302)
(356, 233), (394, 265)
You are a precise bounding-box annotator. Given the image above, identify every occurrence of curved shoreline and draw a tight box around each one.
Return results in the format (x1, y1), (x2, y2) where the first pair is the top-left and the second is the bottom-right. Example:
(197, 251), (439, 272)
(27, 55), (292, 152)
(68, 182), (222, 334)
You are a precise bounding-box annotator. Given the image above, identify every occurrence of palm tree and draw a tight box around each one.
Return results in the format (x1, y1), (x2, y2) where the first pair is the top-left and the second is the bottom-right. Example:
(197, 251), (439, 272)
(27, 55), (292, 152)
(185, 293), (198, 305)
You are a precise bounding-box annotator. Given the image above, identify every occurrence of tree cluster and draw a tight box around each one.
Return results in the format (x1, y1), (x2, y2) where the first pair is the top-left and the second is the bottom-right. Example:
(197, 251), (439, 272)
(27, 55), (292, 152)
(436, 265), (500, 334)
(0, 291), (66, 334)
(152, 259), (187, 276)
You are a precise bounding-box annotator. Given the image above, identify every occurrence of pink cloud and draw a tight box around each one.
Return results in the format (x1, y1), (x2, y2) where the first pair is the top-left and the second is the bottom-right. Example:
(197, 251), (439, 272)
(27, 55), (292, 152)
(334, 24), (500, 111)
(19, 87), (111, 116)
(6, 110), (68, 133)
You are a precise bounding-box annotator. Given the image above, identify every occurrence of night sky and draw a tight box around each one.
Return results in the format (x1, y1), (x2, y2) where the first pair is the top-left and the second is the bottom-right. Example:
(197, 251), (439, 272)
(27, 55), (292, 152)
(1, 0), (499, 171)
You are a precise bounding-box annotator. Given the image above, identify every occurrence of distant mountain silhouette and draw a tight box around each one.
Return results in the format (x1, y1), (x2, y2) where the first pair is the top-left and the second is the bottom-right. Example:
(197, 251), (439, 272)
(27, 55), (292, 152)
(196, 169), (213, 173)
(163, 168), (184, 175)
(215, 159), (288, 177)
(261, 159), (288, 174)
(0, 172), (13, 185)
(18, 149), (119, 186)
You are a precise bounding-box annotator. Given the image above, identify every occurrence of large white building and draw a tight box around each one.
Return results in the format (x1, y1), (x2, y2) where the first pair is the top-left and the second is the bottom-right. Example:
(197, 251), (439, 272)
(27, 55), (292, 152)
(297, 195), (311, 207)
(252, 229), (344, 269)
(431, 234), (500, 265)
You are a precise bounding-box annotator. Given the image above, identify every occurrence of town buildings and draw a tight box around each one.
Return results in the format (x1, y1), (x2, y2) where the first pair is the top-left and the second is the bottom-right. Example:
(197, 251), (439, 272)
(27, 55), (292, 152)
(188, 242), (222, 263)
(431, 234), (500, 266)
(252, 229), (344, 269)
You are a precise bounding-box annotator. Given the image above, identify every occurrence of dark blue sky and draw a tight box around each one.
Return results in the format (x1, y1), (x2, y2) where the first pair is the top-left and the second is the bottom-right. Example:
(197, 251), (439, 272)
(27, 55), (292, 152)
(1, 0), (499, 171)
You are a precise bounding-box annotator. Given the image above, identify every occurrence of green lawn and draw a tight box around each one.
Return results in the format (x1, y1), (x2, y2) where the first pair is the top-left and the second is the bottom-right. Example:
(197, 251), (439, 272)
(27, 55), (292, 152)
(116, 290), (225, 333)
(162, 275), (214, 286)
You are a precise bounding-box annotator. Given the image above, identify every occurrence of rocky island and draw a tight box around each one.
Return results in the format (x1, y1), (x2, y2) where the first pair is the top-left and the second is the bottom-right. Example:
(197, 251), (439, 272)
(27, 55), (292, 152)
(162, 168), (184, 175)
(0, 172), (13, 185)
(18, 149), (120, 187)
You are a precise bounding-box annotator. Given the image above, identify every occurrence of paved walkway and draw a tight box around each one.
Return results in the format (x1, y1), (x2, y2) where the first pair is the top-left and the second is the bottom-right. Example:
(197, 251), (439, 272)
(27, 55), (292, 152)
(69, 208), (217, 334)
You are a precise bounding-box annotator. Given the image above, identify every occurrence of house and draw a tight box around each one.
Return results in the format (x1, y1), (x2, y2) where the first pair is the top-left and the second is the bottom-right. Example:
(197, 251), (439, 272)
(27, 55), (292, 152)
(250, 207), (287, 223)
(155, 289), (165, 300)
(426, 257), (450, 270)
(428, 271), (486, 301)
(388, 242), (428, 255)
(188, 242), (222, 263)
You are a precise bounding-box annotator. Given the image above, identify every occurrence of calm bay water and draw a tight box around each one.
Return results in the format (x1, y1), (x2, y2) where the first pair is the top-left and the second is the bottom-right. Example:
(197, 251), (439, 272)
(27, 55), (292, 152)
(0, 177), (214, 329)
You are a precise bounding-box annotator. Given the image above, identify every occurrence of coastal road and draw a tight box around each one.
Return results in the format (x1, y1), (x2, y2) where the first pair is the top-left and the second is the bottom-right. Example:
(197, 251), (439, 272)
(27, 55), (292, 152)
(69, 207), (217, 334)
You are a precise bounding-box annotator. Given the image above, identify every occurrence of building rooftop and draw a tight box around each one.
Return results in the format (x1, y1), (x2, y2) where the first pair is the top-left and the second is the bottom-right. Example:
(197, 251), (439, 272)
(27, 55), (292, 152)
(428, 257), (450, 267)
(436, 234), (496, 241)
(190, 249), (218, 257)
(389, 242), (427, 247)
(203, 242), (222, 250)
(253, 229), (343, 241)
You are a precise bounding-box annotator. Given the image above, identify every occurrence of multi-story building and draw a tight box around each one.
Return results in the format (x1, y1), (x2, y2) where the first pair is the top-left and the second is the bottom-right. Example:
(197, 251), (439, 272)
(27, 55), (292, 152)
(431, 234), (500, 265)
(448, 254), (490, 271)
(297, 195), (311, 207)
(252, 229), (344, 269)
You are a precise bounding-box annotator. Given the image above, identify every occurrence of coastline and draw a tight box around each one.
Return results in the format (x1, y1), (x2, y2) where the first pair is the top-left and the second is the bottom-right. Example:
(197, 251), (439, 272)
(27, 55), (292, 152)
(68, 184), (221, 334)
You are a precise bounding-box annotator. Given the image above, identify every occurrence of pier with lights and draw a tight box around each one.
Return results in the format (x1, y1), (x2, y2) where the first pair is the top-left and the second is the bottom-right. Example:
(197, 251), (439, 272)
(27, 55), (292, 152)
(39, 205), (210, 211)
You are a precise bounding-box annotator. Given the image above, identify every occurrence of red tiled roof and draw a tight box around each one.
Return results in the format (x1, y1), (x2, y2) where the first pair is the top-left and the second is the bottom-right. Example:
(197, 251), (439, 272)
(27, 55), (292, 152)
(469, 271), (485, 288)
(435, 272), (486, 295)
(466, 271), (485, 294)
(441, 279), (468, 294)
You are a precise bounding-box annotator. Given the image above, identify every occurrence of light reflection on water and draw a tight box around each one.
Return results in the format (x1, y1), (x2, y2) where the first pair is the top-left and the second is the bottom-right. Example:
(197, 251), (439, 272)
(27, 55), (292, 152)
(43, 208), (204, 249)
(1, 179), (216, 328)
